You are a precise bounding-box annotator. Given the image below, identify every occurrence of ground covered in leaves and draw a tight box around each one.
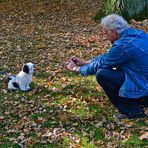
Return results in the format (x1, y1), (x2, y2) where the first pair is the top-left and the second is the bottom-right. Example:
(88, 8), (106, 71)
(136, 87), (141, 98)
(0, 0), (148, 147)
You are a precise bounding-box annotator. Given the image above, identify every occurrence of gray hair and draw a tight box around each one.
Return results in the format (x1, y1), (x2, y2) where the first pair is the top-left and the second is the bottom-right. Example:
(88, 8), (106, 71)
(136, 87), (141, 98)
(101, 14), (130, 35)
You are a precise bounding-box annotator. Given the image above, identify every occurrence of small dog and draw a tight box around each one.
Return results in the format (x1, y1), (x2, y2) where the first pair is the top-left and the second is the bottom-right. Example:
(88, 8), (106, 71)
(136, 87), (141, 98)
(8, 62), (35, 91)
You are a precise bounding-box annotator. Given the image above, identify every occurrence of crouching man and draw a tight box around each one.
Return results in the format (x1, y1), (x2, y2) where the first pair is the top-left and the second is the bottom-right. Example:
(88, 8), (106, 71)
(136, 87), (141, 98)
(66, 14), (148, 119)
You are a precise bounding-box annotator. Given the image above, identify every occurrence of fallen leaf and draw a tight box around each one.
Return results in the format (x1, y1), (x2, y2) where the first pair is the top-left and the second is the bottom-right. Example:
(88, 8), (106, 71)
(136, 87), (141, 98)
(57, 112), (68, 122)
(0, 116), (4, 123)
(61, 77), (67, 81)
(140, 132), (148, 140)
(47, 81), (53, 86)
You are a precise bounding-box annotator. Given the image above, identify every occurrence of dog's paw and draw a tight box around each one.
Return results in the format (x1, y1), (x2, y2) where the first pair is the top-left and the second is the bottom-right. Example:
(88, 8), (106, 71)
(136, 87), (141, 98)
(21, 88), (32, 92)
(7, 89), (18, 92)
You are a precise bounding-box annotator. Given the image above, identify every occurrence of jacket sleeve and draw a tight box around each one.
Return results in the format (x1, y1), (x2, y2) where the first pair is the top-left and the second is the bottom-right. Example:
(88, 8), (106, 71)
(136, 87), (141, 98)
(80, 43), (131, 76)
(80, 54), (105, 76)
(99, 44), (131, 69)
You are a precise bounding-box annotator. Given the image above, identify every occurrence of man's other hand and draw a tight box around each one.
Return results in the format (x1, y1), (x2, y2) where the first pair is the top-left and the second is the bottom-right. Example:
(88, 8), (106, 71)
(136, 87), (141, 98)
(71, 57), (88, 66)
(66, 60), (76, 71)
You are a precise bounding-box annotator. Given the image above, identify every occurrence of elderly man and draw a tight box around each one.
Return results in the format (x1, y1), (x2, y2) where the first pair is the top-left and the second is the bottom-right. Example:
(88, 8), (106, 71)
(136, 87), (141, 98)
(66, 14), (148, 119)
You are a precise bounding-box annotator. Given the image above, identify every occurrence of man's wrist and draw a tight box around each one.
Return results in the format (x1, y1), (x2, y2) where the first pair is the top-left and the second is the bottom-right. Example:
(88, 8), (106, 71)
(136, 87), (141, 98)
(73, 66), (78, 71)
(72, 66), (80, 72)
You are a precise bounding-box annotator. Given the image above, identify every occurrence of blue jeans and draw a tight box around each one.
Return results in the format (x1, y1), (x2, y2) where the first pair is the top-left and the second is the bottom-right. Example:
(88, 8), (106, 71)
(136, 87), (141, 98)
(96, 68), (147, 118)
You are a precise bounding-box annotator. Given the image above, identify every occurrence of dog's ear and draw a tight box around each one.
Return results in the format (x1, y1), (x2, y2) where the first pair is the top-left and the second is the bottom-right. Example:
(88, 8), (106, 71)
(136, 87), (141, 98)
(23, 64), (29, 74)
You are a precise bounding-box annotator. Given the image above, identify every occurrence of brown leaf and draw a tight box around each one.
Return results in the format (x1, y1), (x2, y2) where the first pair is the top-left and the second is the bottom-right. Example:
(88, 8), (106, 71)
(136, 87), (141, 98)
(57, 112), (68, 122)
(36, 117), (45, 123)
(0, 116), (4, 123)
(140, 132), (148, 140)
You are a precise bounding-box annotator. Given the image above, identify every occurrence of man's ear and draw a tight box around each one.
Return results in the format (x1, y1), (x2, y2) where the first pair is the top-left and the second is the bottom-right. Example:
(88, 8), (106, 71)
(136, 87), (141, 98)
(112, 30), (120, 38)
(110, 30), (116, 34)
(23, 64), (29, 74)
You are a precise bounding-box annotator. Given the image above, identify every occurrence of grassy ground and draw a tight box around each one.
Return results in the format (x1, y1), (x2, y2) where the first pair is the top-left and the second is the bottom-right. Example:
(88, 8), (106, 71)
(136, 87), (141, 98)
(0, 0), (148, 147)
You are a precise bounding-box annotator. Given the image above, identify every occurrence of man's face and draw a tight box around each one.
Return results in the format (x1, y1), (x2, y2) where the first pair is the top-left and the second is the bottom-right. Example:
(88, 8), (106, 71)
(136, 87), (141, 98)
(103, 28), (119, 44)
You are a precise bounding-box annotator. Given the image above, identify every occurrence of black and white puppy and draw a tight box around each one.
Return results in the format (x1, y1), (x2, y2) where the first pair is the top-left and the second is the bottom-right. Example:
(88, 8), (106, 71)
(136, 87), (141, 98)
(8, 62), (35, 91)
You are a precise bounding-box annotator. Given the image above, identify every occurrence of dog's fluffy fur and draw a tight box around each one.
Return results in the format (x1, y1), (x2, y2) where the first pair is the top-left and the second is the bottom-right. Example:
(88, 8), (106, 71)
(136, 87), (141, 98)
(8, 62), (35, 91)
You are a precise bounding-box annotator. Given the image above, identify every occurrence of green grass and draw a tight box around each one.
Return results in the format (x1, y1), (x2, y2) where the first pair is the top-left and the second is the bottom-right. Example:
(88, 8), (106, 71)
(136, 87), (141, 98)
(0, 68), (148, 147)
(123, 136), (148, 146)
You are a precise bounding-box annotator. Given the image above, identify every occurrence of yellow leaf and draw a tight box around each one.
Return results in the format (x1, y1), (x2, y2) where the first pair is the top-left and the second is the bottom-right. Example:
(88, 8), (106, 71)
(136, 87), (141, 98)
(47, 81), (53, 86)
(59, 94), (65, 96)
(61, 77), (67, 81)
(36, 43), (46, 49)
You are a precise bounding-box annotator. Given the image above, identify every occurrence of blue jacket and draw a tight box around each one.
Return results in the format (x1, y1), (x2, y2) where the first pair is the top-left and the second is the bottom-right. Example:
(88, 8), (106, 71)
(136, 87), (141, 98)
(80, 28), (148, 99)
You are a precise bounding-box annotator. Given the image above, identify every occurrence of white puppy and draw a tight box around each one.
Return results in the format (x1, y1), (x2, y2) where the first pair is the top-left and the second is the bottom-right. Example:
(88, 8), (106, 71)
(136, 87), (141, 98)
(8, 62), (35, 91)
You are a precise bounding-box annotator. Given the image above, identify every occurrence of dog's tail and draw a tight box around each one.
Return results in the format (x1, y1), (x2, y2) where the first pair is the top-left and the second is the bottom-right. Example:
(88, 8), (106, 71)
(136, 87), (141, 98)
(7, 75), (20, 90)
(0, 71), (9, 83)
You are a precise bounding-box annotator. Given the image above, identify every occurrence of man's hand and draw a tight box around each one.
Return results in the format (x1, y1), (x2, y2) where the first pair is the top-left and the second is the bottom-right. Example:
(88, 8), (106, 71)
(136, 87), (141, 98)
(71, 57), (90, 66)
(66, 60), (76, 71)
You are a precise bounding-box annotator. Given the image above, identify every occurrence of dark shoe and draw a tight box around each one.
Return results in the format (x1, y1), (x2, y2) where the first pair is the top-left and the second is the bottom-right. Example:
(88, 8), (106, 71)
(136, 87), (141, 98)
(139, 97), (148, 107)
(127, 112), (147, 119)
(114, 112), (147, 119)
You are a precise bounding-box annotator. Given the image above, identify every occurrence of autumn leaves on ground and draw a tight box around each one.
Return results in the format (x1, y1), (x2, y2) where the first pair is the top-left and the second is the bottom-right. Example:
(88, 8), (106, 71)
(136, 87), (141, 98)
(0, 0), (147, 147)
